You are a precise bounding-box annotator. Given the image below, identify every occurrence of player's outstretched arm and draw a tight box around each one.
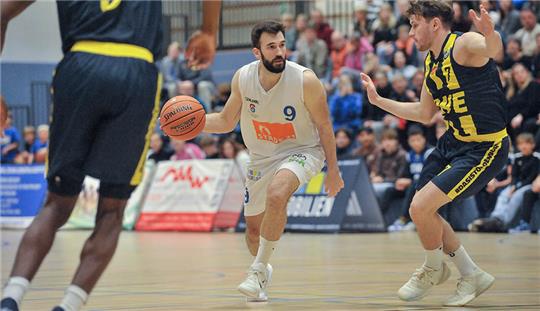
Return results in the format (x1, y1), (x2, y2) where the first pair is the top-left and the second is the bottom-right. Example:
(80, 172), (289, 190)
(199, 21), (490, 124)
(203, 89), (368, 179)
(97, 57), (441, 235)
(303, 70), (344, 198)
(455, 5), (503, 64)
(1, 0), (34, 52)
(203, 70), (241, 134)
(360, 73), (438, 124)
(185, 0), (221, 69)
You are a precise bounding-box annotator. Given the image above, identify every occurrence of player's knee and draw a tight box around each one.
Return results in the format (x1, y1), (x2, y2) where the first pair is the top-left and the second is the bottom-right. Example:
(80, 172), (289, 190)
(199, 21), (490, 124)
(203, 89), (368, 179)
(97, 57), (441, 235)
(266, 186), (289, 210)
(409, 200), (425, 222)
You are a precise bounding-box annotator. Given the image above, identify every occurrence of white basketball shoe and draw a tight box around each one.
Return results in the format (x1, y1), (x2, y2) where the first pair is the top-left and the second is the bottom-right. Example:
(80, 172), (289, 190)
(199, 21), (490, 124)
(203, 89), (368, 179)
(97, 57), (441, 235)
(238, 263), (273, 302)
(398, 261), (451, 301)
(444, 269), (495, 306)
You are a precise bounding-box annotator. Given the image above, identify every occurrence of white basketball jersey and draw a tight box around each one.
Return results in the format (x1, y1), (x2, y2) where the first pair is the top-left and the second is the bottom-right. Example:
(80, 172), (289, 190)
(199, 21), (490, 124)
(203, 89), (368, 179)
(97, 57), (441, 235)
(238, 60), (322, 160)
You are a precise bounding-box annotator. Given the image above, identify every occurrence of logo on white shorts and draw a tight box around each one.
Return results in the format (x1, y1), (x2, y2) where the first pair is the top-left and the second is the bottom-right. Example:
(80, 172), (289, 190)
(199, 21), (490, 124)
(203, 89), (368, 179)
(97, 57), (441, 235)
(247, 168), (262, 181)
(288, 154), (307, 167)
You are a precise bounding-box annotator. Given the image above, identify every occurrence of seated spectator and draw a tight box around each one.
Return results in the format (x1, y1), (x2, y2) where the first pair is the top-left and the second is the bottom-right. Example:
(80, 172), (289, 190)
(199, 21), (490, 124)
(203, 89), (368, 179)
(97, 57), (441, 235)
(199, 134), (219, 159)
(14, 126), (36, 164)
(499, 0), (522, 40)
(509, 174), (540, 233)
(342, 32), (374, 78)
(371, 3), (396, 47)
(475, 158), (512, 218)
(500, 38), (533, 71)
(352, 2), (371, 37)
(362, 71), (391, 138)
(335, 128), (354, 159)
(310, 8), (334, 50)
(329, 75), (363, 134)
(394, 0), (411, 28)
(177, 80), (208, 112)
(388, 126), (434, 232)
(533, 33), (540, 79)
(370, 128), (408, 204)
(33, 124), (49, 164)
(211, 83), (231, 112)
(514, 7), (540, 57)
(288, 13), (308, 53)
(177, 58), (215, 110)
(393, 24), (418, 66)
(219, 137), (249, 175)
(148, 132), (174, 163)
(386, 51), (417, 82)
(451, 2), (472, 33)
(353, 127), (380, 173)
(159, 42), (183, 98)
(282, 13), (296, 58)
(330, 31), (349, 80)
(508, 63), (540, 140)
(295, 23), (329, 79)
(170, 140), (205, 161)
(470, 133), (540, 232)
(0, 111), (20, 164)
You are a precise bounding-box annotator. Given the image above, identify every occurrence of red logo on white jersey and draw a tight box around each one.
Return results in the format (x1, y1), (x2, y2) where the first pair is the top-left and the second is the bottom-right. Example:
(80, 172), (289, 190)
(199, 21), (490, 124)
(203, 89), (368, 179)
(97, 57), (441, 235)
(252, 120), (296, 144)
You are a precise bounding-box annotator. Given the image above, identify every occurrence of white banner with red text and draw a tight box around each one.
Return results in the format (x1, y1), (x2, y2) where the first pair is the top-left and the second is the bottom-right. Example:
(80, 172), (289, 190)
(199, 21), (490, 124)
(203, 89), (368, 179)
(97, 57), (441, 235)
(135, 159), (244, 231)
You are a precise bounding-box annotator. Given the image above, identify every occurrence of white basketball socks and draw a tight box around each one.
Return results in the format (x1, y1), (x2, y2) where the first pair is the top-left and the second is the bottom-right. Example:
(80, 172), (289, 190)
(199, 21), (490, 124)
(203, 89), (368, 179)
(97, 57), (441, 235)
(424, 246), (444, 270)
(59, 285), (88, 311)
(2, 277), (30, 306)
(253, 236), (277, 266)
(448, 245), (479, 276)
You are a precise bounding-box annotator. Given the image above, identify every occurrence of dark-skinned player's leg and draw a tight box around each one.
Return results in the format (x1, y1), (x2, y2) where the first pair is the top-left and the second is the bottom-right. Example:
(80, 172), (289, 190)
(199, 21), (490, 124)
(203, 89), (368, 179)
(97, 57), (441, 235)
(1, 193), (78, 311)
(51, 195), (128, 311)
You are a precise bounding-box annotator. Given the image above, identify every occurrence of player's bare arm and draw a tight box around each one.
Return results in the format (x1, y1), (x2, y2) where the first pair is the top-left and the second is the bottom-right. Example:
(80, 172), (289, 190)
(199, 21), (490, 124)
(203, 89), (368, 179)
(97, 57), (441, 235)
(185, 0), (221, 68)
(1, 0), (34, 52)
(360, 73), (438, 124)
(453, 5), (503, 67)
(303, 70), (344, 198)
(203, 70), (242, 133)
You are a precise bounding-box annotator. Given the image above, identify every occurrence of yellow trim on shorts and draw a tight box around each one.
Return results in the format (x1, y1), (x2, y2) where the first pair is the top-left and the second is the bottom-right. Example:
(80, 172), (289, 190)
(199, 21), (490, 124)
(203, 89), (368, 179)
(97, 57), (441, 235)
(71, 41), (154, 63)
(130, 74), (162, 186)
(447, 139), (503, 200)
(453, 128), (507, 143)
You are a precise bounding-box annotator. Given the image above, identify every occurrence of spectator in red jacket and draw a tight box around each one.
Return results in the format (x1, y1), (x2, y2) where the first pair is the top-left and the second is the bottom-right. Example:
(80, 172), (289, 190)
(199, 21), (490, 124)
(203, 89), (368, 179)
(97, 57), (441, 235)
(310, 8), (334, 50)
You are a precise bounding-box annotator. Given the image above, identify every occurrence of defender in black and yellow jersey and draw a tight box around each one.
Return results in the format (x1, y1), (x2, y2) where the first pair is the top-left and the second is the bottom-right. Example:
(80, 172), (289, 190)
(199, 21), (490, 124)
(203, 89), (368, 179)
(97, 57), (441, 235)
(361, 1), (507, 307)
(0, 1), (220, 310)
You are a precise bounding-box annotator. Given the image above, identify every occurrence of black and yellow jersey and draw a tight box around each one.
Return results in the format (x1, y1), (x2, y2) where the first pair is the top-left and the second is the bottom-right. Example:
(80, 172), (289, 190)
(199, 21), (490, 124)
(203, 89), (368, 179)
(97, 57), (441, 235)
(424, 32), (507, 142)
(56, 0), (162, 60)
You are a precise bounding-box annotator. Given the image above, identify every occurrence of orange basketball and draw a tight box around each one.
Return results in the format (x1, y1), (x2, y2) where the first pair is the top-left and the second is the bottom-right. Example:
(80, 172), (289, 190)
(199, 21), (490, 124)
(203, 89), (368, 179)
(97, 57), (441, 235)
(159, 96), (206, 141)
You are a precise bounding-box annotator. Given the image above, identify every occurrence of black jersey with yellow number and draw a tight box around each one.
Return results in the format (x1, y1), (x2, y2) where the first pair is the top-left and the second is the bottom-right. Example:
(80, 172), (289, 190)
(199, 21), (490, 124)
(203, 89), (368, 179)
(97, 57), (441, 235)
(424, 32), (507, 142)
(56, 0), (162, 59)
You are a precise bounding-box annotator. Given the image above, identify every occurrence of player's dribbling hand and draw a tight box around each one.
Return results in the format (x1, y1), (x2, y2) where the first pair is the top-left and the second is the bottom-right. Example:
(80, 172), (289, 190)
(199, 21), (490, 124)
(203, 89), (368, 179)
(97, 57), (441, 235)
(360, 73), (381, 106)
(325, 168), (344, 198)
(469, 5), (494, 37)
(185, 30), (216, 70)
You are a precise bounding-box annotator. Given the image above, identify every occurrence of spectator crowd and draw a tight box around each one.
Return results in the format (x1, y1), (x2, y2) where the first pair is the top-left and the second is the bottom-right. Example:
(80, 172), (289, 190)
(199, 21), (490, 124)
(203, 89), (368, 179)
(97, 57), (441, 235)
(2, 0), (540, 234)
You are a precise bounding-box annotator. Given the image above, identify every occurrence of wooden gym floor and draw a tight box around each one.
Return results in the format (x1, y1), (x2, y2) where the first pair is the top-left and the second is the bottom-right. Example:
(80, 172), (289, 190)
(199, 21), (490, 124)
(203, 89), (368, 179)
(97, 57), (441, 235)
(2, 230), (539, 310)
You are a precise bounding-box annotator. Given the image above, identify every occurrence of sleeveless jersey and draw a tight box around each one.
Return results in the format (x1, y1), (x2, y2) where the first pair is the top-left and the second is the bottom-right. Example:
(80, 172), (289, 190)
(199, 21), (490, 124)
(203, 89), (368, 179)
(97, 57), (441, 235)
(238, 61), (322, 160)
(424, 32), (507, 142)
(56, 0), (162, 59)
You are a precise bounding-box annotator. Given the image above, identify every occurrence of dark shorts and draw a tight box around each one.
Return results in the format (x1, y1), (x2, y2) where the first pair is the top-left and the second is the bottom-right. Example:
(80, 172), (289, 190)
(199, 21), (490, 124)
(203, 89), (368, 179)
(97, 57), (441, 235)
(416, 132), (509, 201)
(48, 52), (161, 197)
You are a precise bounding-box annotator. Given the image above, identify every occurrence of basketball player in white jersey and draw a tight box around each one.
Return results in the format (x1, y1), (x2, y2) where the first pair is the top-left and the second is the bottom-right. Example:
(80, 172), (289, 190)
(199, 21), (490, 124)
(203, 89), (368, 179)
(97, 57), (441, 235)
(203, 21), (344, 301)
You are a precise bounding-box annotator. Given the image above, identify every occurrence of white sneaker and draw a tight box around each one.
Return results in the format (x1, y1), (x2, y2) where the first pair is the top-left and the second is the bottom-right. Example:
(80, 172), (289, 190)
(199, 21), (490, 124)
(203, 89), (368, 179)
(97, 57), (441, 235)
(246, 264), (273, 302)
(398, 261), (451, 301)
(238, 262), (270, 300)
(444, 269), (495, 306)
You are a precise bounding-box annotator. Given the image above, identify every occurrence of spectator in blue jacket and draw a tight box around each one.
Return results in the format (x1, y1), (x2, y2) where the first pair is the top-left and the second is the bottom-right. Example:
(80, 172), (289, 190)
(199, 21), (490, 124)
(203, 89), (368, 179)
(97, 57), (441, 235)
(329, 74), (362, 134)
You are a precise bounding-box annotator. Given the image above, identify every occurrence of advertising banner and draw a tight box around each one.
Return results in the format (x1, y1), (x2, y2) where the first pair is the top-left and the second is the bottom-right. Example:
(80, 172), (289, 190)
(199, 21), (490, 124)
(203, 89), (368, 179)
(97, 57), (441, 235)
(136, 159), (243, 231)
(0, 165), (47, 229)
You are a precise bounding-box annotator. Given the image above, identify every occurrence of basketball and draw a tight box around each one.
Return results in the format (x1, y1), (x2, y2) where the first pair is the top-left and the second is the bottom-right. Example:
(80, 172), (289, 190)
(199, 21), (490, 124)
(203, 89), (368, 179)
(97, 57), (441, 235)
(159, 95), (206, 140)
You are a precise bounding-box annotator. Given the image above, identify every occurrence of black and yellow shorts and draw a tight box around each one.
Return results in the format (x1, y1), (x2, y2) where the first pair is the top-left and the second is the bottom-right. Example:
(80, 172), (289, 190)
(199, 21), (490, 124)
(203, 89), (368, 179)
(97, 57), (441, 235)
(417, 131), (509, 201)
(47, 41), (161, 198)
